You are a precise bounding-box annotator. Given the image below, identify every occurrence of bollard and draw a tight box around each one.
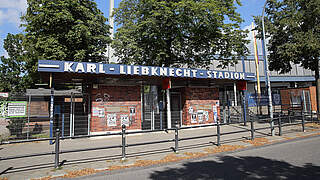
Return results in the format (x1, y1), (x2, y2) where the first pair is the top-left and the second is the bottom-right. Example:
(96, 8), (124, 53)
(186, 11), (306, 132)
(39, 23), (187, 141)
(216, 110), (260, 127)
(121, 125), (126, 160)
(250, 117), (255, 140)
(54, 129), (60, 169)
(217, 121), (221, 146)
(278, 117), (282, 136)
(302, 112), (305, 132)
(288, 110), (291, 124)
(174, 125), (179, 153)
(270, 118), (275, 136)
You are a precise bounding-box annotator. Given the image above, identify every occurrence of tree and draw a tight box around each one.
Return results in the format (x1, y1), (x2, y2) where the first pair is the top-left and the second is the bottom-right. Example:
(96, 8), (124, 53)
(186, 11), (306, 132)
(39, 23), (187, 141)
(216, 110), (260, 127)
(0, 34), (29, 93)
(112, 0), (248, 68)
(254, 0), (320, 112)
(0, 0), (111, 92)
(22, 0), (111, 62)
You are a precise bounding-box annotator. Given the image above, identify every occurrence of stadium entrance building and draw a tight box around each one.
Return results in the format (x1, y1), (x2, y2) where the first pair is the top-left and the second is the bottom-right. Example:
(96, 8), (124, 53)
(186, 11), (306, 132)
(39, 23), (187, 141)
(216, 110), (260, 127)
(38, 60), (255, 135)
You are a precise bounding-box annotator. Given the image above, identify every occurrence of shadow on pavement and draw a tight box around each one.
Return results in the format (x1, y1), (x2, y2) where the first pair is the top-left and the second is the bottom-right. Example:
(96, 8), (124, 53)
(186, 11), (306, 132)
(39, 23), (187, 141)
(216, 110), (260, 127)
(149, 156), (320, 180)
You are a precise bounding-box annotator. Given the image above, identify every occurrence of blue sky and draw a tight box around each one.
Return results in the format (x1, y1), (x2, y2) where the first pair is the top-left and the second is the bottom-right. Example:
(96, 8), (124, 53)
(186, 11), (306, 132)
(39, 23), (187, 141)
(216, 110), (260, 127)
(0, 0), (265, 58)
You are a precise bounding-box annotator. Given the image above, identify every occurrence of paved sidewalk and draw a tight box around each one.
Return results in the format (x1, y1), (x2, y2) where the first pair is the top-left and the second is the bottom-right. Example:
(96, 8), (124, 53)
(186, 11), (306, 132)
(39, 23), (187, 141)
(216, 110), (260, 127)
(0, 121), (320, 180)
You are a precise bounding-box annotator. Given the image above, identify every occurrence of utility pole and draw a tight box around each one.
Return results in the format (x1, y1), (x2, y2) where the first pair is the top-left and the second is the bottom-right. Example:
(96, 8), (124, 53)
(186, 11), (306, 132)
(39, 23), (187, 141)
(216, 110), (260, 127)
(108, 0), (115, 63)
(262, 0), (274, 135)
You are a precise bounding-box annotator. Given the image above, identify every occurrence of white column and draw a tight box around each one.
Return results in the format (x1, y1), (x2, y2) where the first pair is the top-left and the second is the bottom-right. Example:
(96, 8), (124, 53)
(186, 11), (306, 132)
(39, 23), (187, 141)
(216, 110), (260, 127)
(166, 89), (171, 129)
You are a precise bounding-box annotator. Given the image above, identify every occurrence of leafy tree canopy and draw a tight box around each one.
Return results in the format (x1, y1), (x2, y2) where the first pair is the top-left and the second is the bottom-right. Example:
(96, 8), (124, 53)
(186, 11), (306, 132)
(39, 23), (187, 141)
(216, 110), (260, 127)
(0, 0), (111, 92)
(22, 0), (111, 62)
(254, 0), (320, 74)
(0, 34), (28, 92)
(112, 0), (248, 68)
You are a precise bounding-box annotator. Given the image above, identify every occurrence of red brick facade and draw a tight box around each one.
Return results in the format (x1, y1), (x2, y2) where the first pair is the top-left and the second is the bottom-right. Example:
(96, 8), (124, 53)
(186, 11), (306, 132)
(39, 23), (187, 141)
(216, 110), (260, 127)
(181, 87), (220, 126)
(280, 86), (317, 112)
(90, 86), (141, 132)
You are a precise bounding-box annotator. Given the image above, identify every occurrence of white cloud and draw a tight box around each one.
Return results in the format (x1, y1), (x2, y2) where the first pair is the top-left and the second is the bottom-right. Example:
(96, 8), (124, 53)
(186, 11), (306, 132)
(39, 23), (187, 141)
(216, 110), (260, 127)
(0, 0), (27, 26)
(0, 0), (27, 11)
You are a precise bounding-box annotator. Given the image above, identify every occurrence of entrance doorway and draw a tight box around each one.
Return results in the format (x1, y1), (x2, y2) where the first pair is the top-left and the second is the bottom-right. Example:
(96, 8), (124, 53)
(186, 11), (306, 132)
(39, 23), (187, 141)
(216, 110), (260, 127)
(170, 92), (181, 128)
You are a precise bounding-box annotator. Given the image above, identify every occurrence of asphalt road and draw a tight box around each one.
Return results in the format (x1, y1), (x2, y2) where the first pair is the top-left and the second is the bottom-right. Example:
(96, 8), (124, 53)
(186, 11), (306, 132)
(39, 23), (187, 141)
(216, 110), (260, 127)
(71, 135), (320, 180)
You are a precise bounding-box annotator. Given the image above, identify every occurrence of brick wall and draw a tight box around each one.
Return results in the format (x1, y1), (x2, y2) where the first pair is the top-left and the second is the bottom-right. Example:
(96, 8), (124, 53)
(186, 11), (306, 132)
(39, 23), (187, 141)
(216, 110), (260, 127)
(181, 87), (220, 126)
(309, 86), (317, 112)
(91, 86), (141, 132)
(280, 87), (317, 112)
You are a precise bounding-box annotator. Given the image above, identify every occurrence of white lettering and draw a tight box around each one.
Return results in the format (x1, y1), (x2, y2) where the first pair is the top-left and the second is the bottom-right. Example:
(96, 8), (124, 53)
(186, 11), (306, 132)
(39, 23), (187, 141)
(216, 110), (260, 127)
(224, 72), (230, 79)
(212, 71), (218, 78)
(127, 65), (131, 74)
(206, 71), (212, 78)
(169, 68), (175, 76)
(218, 72), (224, 79)
(191, 70), (197, 77)
(99, 64), (105, 73)
(234, 73), (239, 79)
(75, 63), (84, 72)
(183, 69), (191, 77)
(230, 72), (234, 79)
(120, 65), (126, 74)
(240, 73), (245, 79)
(87, 64), (96, 73)
(176, 69), (182, 76)
(64, 62), (74, 72)
(159, 67), (167, 76)
(151, 67), (158, 76)
(141, 66), (149, 75)
(133, 66), (140, 75)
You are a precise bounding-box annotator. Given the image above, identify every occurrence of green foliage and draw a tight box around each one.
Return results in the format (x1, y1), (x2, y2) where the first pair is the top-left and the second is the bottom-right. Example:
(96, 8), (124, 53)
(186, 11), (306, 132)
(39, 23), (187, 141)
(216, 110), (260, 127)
(254, 0), (320, 74)
(0, 0), (111, 92)
(0, 34), (31, 92)
(6, 118), (26, 137)
(21, 0), (111, 62)
(112, 0), (248, 68)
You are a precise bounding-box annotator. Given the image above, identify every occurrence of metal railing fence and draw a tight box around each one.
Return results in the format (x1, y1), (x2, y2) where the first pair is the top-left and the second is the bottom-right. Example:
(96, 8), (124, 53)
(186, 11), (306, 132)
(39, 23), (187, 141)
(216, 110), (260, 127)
(0, 111), (319, 171)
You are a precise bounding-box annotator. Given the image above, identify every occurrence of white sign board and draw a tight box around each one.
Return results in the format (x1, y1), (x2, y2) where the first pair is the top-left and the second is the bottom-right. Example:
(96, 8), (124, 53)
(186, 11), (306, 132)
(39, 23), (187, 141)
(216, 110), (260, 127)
(7, 101), (27, 117)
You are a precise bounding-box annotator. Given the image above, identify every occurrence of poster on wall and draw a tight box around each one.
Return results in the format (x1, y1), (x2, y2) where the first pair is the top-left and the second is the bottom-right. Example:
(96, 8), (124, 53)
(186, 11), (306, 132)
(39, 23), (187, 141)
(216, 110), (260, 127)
(212, 105), (218, 123)
(191, 114), (197, 123)
(107, 114), (117, 126)
(92, 107), (105, 117)
(120, 115), (130, 126)
(130, 107), (135, 115)
(98, 108), (105, 118)
(7, 101), (27, 117)
(188, 106), (193, 114)
(197, 110), (204, 122)
(92, 107), (99, 117)
(204, 111), (209, 121)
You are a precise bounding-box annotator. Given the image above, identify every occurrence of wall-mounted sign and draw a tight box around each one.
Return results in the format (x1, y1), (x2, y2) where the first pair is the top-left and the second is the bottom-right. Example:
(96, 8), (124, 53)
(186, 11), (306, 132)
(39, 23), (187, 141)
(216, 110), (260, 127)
(38, 60), (256, 81)
(107, 114), (117, 127)
(0, 92), (8, 98)
(7, 101), (27, 117)
(64, 98), (83, 102)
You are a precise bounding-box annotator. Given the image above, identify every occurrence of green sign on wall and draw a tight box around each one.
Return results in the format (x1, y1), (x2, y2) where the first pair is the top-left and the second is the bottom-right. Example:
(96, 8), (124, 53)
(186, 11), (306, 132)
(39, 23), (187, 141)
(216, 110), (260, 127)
(0, 101), (27, 118)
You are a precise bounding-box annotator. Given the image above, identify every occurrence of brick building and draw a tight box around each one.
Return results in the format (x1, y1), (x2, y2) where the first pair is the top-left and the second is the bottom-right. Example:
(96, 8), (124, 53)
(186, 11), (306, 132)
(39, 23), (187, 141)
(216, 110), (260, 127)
(38, 60), (255, 135)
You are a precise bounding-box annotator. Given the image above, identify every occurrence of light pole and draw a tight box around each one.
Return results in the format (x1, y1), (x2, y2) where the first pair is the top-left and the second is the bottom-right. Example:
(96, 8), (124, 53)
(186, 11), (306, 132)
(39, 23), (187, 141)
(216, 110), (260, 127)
(108, 0), (115, 63)
(261, 0), (274, 135)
